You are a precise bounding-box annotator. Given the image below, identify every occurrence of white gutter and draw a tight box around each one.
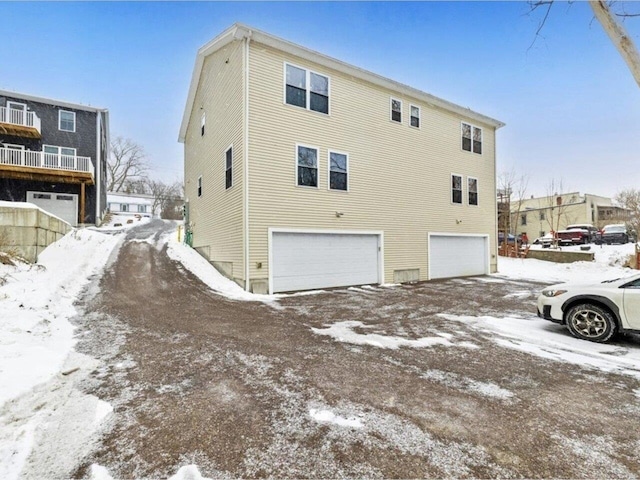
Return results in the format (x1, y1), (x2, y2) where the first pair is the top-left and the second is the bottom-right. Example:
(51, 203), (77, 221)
(244, 31), (252, 292)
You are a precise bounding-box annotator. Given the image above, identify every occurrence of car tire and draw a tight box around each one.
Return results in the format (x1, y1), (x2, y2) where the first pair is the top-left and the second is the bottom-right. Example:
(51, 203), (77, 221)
(565, 303), (617, 343)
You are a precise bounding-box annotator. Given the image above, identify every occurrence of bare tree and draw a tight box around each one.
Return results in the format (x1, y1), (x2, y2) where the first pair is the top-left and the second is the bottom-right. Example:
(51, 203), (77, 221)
(146, 180), (182, 218)
(498, 169), (529, 238)
(107, 137), (149, 193)
(615, 188), (640, 238)
(544, 179), (571, 248)
(528, 1), (640, 88)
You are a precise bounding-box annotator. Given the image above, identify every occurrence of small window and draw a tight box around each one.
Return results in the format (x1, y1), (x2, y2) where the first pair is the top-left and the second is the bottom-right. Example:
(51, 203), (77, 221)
(391, 98), (402, 123)
(201, 112), (206, 136)
(521, 214), (527, 226)
(122, 204), (129, 212)
(462, 122), (482, 154)
(34, 193), (51, 199)
(225, 147), (233, 190)
(468, 177), (478, 206)
(451, 174), (462, 204)
(329, 151), (348, 191)
(59, 110), (76, 132)
(197, 176), (202, 197)
(297, 145), (318, 187)
(56, 195), (73, 201)
(138, 205), (146, 213)
(410, 105), (420, 128)
(540, 212), (545, 221)
(285, 64), (329, 114)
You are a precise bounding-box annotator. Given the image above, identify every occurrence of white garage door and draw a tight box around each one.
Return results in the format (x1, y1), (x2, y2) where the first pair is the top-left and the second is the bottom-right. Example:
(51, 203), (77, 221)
(27, 191), (77, 226)
(271, 232), (380, 293)
(429, 234), (488, 279)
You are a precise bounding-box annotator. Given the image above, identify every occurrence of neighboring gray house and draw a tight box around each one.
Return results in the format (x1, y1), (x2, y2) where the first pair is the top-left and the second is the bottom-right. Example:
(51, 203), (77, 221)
(0, 90), (109, 226)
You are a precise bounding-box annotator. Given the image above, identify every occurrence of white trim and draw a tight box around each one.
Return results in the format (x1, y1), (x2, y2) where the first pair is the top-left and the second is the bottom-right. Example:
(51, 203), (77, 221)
(95, 112), (100, 223)
(201, 111), (206, 136)
(27, 190), (78, 227)
(327, 149), (349, 192)
(410, 104), (421, 129)
(197, 175), (202, 197)
(58, 109), (76, 132)
(6, 101), (26, 112)
(390, 97), (402, 123)
(225, 143), (233, 190)
(43, 145), (77, 156)
(3, 143), (24, 150)
(451, 173), (463, 205)
(461, 121), (483, 155)
(427, 232), (490, 280)
(467, 176), (479, 207)
(283, 62), (330, 115)
(178, 23), (504, 143)
(267, 227), (384, 295)
(295, 143), (320, 189)
(244, 33), (251, 292)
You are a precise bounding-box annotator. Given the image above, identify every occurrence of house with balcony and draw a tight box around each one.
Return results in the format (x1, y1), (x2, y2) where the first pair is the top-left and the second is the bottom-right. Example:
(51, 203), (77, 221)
(0, 90), (109, 226)
(180, 24), (504, 294)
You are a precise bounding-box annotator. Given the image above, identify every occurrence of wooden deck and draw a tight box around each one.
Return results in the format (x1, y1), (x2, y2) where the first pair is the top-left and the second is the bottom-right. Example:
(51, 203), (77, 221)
(0, 164), (94, 185)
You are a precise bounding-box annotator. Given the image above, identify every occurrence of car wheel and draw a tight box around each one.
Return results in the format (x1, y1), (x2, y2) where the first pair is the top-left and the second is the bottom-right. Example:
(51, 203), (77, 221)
(565, 303), (616, 343)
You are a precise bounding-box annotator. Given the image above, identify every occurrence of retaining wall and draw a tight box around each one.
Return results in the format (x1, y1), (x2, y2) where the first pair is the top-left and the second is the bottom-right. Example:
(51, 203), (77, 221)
(526, 248), (594, 263)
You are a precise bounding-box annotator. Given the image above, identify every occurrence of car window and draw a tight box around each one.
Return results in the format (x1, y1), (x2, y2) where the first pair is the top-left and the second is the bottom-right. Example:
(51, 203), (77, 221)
(622, 278), (640, 289)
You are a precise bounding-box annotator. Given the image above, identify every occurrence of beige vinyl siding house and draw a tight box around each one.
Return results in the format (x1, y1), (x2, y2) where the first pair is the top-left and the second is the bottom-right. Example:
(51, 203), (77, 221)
(180, 24), (505, 294)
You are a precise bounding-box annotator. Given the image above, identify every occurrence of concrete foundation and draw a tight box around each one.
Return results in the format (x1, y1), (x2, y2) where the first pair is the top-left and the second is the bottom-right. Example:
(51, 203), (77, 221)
(526, 249), (594, 264)
(0, 203), (71, 262)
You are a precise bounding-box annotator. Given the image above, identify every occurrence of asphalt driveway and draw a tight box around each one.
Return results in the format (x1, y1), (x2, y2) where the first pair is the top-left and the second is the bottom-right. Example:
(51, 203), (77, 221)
(72, 220), (640, 478)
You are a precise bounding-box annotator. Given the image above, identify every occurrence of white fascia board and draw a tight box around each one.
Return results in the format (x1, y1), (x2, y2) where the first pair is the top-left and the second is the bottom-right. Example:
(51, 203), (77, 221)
(0, 89), (107, 113)
(179, 22), (504, 142)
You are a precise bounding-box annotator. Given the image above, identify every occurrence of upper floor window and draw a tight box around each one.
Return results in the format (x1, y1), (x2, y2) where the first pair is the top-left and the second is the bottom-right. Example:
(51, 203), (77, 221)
(197, 176), (202, 197)
(462, 122), (482, 154)
(410, 105), (420, 128)
(225, 146), (233, 190)
(59, 110), (76, 132)
(521, 214), (527, 226)
(201, 112), (206, 136)
(468, 177), (478, 206)
(451, 174), (462, 204)
(285, 64), (329, 114)
(297, 145), (318, 187)
(329, 151), (348, 191)
(391, 98), (402, 123)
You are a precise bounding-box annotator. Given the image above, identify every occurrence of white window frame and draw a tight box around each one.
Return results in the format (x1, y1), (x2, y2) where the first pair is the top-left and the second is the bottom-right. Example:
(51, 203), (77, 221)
(451, 173), (463, 205)
(43, 145), (76, 156)
(390, 98), (402, 123)
(295, 143), (320, 189)
(283, 63), (330, 115)
(467, 176), (479, 206)
(410, 105), (420, 129)
(201, 112), (206, 136)
(3, 143), (24, 150)
(59, 110), (76, 132)
(461, 122), (483, 155)
(327, 150), (349, 192)
(225, 144), (233, 190)
(197, 175), (202, 197)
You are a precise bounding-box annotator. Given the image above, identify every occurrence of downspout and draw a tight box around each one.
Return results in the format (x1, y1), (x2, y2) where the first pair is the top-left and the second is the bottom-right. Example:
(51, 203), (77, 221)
(95, 111), (101, 225)
(243, 31), (252, 292)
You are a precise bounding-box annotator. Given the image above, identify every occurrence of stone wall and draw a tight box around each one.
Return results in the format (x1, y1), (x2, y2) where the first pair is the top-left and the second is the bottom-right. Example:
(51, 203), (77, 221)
(526, 248), (594, 264)
(0, 203), (71, 262)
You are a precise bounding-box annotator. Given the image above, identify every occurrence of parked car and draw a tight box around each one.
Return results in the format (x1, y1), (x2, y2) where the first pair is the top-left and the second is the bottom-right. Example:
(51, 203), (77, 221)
(556, 224), (597, 246)
(537, 273), (640, 342)
(498, 232), (517, 245)
(595, 224), (630, 245)
(533, 232), (554, 248)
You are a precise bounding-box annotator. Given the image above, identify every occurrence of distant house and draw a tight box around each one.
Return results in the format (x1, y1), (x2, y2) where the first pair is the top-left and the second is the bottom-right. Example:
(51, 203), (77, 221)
(0, 90), (109, 226)
(180, 24), (504, 294)
(511, 192), (629, 238)
(107, 192), (154, 217)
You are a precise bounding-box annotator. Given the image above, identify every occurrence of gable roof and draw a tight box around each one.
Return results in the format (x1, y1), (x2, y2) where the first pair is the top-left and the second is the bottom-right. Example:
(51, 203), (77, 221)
(179, 23), (505, 143)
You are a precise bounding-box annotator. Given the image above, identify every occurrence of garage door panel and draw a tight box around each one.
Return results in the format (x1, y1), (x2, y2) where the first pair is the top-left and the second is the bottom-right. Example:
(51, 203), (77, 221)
(272, 232), (379, 292)
(430, 235), (487, 279)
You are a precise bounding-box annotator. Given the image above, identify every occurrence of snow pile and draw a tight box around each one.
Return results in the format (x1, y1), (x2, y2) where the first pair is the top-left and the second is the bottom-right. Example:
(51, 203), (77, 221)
(90, 463), (213, 480)
(312, 320), (478, 350)
(498, 243), (637, 284)
(309, 408), (363, 428)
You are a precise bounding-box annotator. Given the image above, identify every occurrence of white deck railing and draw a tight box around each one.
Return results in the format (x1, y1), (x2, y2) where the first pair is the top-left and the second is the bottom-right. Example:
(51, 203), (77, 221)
(0, 106), (42, 133)
(0, 148), (94, 175)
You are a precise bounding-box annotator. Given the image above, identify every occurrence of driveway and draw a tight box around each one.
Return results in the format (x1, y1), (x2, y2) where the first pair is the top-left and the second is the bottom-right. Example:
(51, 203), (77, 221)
(72, 220), (640, 478)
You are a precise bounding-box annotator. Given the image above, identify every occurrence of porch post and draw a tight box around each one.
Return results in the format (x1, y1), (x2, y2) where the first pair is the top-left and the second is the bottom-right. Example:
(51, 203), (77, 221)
(79, 182), (86, 225)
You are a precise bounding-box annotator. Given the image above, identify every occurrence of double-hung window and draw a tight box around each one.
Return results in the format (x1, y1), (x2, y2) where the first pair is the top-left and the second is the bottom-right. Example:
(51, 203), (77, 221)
(297, 145), (318, 187)
(468, 177), (478, 206)
(462, 122), (482, 154)
(451, 174), (463, 204)
(391, 98), (402, 123)
(285, 64), (329, 114)
(197, 176), (202, 197)
(410, 105), (420, 128)
(59, 110), (76, 132)
(329, 151), (348, 191)
(225, 146), (233, 189)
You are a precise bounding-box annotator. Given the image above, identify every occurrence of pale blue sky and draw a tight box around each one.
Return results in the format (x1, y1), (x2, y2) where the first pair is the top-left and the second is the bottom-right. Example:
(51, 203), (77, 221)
(2, 1), (639, 198)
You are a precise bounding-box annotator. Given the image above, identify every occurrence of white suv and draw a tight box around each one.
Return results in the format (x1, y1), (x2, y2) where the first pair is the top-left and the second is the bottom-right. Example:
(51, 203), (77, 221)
(537, 273), (640, 342)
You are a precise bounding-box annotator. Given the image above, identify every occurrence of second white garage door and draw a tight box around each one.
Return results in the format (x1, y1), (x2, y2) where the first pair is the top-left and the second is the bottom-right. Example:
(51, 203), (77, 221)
(271, 231), (381, 293)
(429, 234), (488, 279)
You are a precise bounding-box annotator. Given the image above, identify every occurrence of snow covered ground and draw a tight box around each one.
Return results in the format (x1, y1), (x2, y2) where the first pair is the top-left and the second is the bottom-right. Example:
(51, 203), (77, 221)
(1, 222), (638, 479)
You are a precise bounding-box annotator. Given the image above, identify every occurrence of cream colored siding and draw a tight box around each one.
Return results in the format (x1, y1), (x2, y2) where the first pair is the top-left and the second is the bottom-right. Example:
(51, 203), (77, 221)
(247, 43), (497, 285)
(184, 40), (245, 283)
